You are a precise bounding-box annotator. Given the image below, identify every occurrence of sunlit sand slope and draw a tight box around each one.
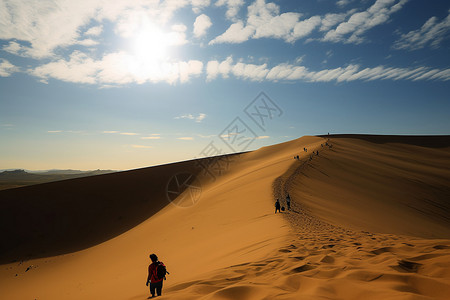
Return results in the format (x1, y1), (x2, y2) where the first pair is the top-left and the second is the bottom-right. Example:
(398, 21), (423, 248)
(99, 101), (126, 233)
(288, 135), (450, 238)
(164, 135), (450, 300)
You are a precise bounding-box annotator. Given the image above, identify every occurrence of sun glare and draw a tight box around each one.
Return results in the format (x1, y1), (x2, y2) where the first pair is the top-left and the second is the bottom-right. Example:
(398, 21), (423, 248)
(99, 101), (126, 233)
(126, 22), (181, 81)
(132, 25), (170, 63)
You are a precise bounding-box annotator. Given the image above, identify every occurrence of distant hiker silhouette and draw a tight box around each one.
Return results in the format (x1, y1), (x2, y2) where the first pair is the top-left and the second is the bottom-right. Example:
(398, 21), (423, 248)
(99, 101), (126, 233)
(286, 194), (291, 210)
(275, 199), (281, 213)
(146, 254), (168, 298)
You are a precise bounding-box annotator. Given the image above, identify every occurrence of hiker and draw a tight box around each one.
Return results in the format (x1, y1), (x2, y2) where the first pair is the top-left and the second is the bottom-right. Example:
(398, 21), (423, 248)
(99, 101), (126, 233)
(146, 254), (168, 298)
(286, 194), (291, 210)
(275, 199), (281, 213)
(316, 150), (319, 156)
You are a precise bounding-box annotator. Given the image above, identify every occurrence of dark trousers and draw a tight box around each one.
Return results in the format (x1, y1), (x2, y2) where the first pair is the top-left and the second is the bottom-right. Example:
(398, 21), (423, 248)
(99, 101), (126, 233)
(150, 280), (163, 296)
(275, 206), (281, 213)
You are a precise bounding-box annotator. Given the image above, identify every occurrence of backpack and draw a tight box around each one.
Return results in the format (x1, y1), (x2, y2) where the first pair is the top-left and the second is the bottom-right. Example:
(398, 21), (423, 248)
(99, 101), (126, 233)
(155, 262), (167, 280)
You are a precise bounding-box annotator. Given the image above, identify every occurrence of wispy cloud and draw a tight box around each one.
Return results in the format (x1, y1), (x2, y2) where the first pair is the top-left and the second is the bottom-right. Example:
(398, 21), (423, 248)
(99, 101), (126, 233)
(103, 130), (119, 134)
(177, 137), (194, 140)
(336, 0), (354, 7)
(103, 130), (141, 136)
(0, 58), (19, 77)
(47, 130), (63, 133)
(192, 0), (211, 14)
(206, 56), (268, 81)
(393, 10), (450, 50)
(215, 0), (245, 20)
(141, 136), (161, 140)
(175, 113), (207, 122)
(131, 144), (153, 149)
(84, 25), (103, 37)
(205, 56), (450, 82)
(198, 134), (216, 138)
(323, 0), (408, 44)
(0, 0), (199, 59)
(256, 135), (269, 139)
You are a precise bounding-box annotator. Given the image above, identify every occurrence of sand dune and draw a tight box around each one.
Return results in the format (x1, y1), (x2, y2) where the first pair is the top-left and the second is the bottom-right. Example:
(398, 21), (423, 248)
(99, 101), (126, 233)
(0, 158), (205, 263)
(284, 135), (450, 238)
(0, 135), (449, 299)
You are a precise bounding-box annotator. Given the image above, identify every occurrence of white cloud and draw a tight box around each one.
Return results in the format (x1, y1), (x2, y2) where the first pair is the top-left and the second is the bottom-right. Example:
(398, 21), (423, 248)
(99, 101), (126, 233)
(211, 0), (407, 45)
(209, 21), (254, 44)
(141, 136), (161, 140)
(291, 16), (322, 41)
(206, 57), (450, 83)
(393, 10), (450, 50)
(0, 0), (199, 59)
(175, 113), (207, 122)
(0, 0), (109, 58)
(249, 0), (301, 40)
(120, 132), (139, 136)
(210, 0), (301, 44)
(103, 131), (119, 133)
(76, 38), (99, 47)
(319, 13), (349, 32)
(30, 51), (99, 84)
(207, 56), (269, 80)
(47, 130), (63, 133)
(193, 14), (212, 38)
(206, 56), (233, 79)
(28, 50), (203, 85)
(232, 61), (269, 80)
(177, 137), (194, 140)
(323, 0), (408, 44)
(337, 0), (353, 7)
(0, 58), (18, 77)
(215, 0), (245, 20)
(256, 135), (269, 139)
(192, 0), (211, 13)
(84, 25), (103, 36)
(196, 113), (207, 122)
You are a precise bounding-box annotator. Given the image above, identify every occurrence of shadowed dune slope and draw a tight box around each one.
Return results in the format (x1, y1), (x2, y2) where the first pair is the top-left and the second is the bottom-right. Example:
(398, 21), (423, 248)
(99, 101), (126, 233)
(0, 156), (237, 264)
(288, 135), (450, 238)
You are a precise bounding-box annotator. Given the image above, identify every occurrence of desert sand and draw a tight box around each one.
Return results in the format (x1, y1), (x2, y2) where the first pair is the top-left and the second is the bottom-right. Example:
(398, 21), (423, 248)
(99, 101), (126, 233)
(0, 135), (449, 299)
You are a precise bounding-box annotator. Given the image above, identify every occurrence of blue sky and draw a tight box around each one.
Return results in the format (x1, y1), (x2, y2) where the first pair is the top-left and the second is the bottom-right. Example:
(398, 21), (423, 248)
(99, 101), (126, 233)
(0, 0), (449, 170)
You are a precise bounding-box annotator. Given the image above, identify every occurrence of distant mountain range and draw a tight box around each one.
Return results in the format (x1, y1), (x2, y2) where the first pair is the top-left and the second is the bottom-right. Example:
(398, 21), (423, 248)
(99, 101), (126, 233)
(0, 169), (117, 190)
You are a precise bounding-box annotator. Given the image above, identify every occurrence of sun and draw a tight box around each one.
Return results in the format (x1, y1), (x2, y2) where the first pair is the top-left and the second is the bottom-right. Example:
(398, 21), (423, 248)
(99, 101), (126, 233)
(132, 25), (170, 64)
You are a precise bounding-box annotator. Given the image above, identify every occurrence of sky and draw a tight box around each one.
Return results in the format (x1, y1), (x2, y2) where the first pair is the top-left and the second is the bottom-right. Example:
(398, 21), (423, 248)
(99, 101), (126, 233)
(0, 0), (449, 170)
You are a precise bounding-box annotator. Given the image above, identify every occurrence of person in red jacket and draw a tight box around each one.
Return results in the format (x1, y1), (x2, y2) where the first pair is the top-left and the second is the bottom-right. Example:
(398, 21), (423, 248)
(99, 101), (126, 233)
(146, 254), (166, 298)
